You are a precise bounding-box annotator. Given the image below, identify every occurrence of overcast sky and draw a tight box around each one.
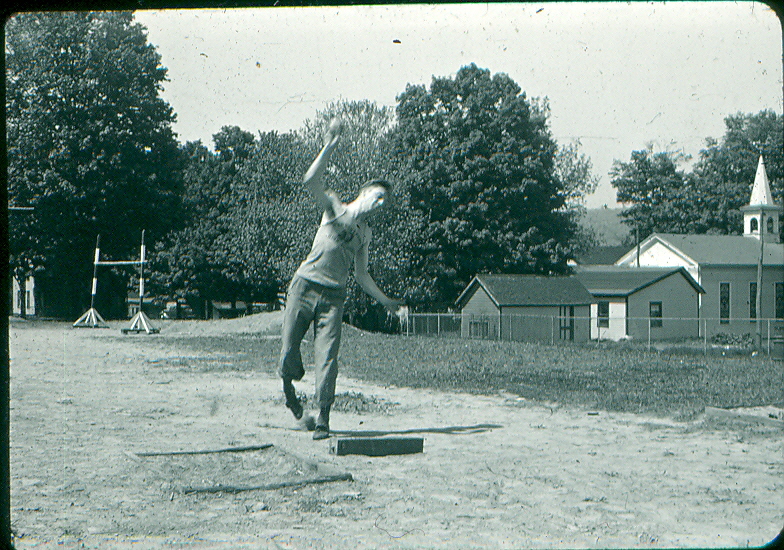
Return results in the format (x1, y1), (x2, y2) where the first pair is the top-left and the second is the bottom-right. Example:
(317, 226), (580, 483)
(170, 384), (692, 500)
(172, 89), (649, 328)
(133, 2), (783, 209)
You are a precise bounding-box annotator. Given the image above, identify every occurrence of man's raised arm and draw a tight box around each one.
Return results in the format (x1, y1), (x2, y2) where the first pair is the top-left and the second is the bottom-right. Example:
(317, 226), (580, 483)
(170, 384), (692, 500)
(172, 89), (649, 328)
(302, 119), (342, 211)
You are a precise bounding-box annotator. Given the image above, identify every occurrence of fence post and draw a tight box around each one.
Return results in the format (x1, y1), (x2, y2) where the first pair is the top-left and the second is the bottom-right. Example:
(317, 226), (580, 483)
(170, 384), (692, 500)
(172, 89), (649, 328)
(768, 319), (771, 356)
(703, 318), (707, 356)
(647, 316), (651, 351)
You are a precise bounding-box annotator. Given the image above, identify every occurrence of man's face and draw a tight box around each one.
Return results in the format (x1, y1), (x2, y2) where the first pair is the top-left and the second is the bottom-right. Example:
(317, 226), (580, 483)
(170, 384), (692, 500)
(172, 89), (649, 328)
(353, 185), (387, 218)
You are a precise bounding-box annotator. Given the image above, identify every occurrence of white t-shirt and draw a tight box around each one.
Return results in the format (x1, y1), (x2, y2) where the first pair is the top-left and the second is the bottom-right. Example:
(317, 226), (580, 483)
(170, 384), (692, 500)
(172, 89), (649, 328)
(295, 193), (371, 288)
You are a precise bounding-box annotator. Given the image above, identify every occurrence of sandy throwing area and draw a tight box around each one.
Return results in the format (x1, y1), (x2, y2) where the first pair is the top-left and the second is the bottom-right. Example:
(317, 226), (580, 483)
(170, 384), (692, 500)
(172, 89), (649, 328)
(8, 316), (784, 548)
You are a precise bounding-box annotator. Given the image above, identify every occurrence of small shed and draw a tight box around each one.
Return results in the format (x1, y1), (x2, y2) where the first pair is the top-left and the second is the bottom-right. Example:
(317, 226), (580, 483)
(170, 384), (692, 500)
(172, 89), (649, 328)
(456, 274), (594, 343)
(574, 266), (705, 341)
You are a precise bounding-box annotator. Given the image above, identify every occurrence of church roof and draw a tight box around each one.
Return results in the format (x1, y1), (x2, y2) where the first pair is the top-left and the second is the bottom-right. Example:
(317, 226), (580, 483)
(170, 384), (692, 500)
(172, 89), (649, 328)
(742, 155), (782, 213)
(748, 155), (778, 207)
(635, 233), (784, 267)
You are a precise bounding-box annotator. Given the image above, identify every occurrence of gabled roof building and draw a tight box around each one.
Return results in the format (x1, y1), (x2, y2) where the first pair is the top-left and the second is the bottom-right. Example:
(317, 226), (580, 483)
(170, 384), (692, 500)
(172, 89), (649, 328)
(615, 156), (783, 336)
(456, 274), (594, 343)
(574, 266), (704, 341)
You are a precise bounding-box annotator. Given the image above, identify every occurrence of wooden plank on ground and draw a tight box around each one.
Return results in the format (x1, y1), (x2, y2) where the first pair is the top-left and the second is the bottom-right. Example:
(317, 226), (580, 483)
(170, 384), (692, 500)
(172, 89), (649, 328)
(135, 443), (273, 457)
(330, 436), (424, 456)
(182, 473), (354, 494)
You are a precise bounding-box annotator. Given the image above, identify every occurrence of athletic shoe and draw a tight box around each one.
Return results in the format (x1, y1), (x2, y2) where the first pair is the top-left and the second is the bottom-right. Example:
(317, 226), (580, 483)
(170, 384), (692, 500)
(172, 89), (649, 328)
(313, 425), (329, 440)
(286, 398), (304, 420)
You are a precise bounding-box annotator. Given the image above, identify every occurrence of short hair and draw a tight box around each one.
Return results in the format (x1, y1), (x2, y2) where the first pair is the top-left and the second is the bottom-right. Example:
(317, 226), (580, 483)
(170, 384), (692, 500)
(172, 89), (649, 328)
(360, 179), (392, 194)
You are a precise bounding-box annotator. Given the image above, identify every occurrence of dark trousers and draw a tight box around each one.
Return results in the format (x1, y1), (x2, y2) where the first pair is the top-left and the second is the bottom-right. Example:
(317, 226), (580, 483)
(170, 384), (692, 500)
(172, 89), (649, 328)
(278, 276), (345, 409)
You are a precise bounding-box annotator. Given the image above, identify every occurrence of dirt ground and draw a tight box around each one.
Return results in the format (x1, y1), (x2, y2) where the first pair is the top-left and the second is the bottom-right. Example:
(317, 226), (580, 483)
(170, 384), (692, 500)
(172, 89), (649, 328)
(8, 314), (784, 549)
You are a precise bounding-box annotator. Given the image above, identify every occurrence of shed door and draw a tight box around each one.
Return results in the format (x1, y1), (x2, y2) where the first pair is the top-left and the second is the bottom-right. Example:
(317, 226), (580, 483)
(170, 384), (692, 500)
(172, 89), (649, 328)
(559, 305), (575, 341)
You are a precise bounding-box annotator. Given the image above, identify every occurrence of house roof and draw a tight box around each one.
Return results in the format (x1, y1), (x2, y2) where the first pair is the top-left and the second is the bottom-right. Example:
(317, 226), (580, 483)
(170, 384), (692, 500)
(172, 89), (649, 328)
(456, 274), (594, 308)
(573, 245), (630, 265)
(574, 266), (705, 297)
(618, 233), (784, 267)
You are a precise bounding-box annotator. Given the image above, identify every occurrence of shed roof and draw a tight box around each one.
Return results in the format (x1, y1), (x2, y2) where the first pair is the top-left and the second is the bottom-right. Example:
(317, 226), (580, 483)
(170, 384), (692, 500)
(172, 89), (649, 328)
(456, 274), (594, 308)
(574, 266), (705, 296)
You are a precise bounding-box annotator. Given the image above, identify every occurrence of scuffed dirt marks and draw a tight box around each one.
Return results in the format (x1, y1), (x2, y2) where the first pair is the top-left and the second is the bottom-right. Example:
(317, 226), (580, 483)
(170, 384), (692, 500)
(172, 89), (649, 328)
(145, 352), (249, 373)
(268, 390), (398, 416)
(680, 406), (784, 440)
(130, 445), (320, 495)
(332, 391), (398, 414)
(14, 445), (356, 540)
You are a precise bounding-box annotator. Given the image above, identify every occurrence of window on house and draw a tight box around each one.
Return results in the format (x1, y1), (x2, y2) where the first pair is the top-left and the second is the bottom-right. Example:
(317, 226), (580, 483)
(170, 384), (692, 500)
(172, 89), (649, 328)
(749, 282), (757, 321)
(597, 301), (609, 328)
(720, 283), (730, 324)
(767, 216), (775, 234)
(649, 302), (663, 328)
(750, 217), (759, 232)
(469, 320), (489, 339)
(776, 282), (784, 320)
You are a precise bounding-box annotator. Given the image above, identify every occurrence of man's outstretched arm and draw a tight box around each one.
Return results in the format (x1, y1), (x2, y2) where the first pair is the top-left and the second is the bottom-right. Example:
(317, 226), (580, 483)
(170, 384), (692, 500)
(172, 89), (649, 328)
(354, 242), (404, 315)
(303, 119), (342, 212)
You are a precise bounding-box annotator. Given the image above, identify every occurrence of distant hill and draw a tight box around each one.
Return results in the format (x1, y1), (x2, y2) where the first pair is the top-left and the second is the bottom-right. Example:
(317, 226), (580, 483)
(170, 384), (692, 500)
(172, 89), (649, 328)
(580, 207), (630, 246)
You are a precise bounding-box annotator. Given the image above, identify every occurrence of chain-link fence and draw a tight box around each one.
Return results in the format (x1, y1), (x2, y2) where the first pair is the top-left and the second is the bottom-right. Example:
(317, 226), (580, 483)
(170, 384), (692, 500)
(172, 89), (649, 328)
(402, 313), (784, 358)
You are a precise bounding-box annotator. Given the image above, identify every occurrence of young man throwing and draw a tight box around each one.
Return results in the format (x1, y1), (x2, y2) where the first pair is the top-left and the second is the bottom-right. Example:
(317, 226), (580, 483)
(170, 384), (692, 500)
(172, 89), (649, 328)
(279, 118), (405, 440)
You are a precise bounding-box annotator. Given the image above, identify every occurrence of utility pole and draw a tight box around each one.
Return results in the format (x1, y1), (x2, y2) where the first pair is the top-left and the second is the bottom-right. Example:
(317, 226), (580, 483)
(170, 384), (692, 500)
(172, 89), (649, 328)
(636, 225), (641, 267)
(756, 210), (764, 349)
(751, 142), (765, 350)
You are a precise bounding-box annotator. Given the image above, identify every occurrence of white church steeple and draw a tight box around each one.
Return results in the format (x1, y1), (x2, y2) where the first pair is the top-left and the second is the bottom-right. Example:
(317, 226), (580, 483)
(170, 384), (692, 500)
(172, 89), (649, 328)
(741, 155), (782, 243)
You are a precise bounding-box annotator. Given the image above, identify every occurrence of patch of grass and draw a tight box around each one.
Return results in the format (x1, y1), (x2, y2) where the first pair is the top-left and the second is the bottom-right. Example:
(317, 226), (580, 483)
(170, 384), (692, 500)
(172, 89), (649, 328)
(155, 330), (784, 419)
(338, 330), (784, 419)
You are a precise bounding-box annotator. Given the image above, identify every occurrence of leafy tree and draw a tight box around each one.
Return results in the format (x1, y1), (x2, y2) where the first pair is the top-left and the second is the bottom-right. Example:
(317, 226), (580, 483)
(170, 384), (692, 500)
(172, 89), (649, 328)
(690, 110), (783, 237)
(150, 127), (279, 317)
(611, 111), (783, 239)
(230, 130), (312, 303)
(610, 147), (691, 238)
(392, 64), (574, 308)
(555, 138), (601, 254)
(555, 138), (600, 210)
(6, 11), (183, 318)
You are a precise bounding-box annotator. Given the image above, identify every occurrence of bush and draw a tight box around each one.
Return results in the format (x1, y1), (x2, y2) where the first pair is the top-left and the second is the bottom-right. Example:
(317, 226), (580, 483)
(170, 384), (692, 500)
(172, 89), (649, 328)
(710, 332), (755, 349)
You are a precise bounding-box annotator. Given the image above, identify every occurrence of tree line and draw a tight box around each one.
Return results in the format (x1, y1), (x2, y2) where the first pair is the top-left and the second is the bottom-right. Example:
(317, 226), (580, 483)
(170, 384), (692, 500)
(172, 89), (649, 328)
(611, 111), (783, 243)
(7, 12), (782, 329)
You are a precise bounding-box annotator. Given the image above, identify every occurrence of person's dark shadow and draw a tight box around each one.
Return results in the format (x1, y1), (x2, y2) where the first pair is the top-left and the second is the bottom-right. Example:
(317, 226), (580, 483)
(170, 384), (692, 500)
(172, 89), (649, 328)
(331, 423), (502, 437)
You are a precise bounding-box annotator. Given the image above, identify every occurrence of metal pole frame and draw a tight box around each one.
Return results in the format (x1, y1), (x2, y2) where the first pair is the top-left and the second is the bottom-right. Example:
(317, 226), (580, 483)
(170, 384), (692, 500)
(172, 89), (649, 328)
(123, 230), (159, 334)
(73, 235), (108, 328)
(74, 232), (156, 333)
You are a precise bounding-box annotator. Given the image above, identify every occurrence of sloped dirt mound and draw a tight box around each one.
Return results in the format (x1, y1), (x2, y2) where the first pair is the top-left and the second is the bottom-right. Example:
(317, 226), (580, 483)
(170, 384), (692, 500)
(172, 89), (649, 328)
(156, 311), (284, 337)
(279, 391), (398, 415)
(132, 445), (351, 495)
